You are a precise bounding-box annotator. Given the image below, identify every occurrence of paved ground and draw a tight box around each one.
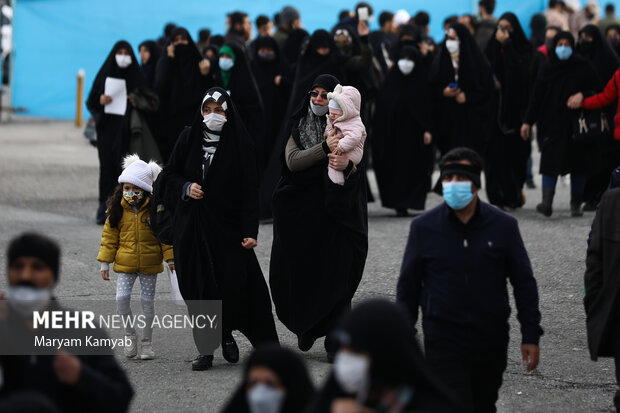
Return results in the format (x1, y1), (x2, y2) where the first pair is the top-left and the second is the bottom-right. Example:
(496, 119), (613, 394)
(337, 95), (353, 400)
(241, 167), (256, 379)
(0, 120), (616, 412)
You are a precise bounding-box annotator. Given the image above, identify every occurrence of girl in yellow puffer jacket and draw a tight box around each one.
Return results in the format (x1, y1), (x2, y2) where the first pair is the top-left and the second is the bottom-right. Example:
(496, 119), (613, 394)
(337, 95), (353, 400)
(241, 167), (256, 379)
(97, 154), (173, 360)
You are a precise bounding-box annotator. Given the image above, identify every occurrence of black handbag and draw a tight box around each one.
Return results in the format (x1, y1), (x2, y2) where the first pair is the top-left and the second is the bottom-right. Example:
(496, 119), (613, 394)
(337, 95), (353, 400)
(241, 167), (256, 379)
(571, 109), (611, 144)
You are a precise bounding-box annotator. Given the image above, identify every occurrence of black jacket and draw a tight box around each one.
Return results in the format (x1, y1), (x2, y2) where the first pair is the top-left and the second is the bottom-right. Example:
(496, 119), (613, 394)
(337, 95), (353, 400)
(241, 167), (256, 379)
(396, 200), (543, 348)
(584, 188), (620, 360)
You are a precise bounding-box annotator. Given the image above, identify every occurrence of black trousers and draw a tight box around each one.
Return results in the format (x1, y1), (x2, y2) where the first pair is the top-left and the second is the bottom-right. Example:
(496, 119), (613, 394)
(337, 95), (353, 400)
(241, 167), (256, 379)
(611, 322), (620, 412)
(424, 338), (508, 413)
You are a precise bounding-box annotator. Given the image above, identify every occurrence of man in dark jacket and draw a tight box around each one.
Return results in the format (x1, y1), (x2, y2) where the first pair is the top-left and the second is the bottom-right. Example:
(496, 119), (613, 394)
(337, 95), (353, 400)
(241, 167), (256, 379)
(397, 147), (543, 413)
(475, 0), (498, 51)
(0, 233), (133, 413)
(584, 187), (620, 411)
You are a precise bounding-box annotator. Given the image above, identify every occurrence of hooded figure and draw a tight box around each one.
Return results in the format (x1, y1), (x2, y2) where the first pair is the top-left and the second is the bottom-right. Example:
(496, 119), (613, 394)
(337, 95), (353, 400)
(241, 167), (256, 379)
(221, 345), (315, 413)
(138, 40), (162, 90)
(305, 299), (457, 412)
(524, 31), (602, 216)
(269, 74), (368, 360)
(251, 36), (293, 171)
(281, 28), (310, 71)
(484, 12), (534, 210)
(154, 27), (211, 160)
(577, 24), (620, 209)
(214, 41), (267, 174)
(161, 87), (279, 368)
(87, 40), (146, 224)
(372, 45), (434, 214)
(606, 24), (620, 58)
(430, 23), (495, 155)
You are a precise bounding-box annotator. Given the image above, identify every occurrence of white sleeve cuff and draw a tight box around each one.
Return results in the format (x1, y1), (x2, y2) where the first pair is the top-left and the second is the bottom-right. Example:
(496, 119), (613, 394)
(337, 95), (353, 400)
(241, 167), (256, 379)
(100, 262), (110, 272)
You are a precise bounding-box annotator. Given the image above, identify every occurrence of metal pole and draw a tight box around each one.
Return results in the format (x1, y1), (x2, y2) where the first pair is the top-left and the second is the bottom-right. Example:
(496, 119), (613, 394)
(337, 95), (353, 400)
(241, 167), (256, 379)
(76, 68), (84, 127)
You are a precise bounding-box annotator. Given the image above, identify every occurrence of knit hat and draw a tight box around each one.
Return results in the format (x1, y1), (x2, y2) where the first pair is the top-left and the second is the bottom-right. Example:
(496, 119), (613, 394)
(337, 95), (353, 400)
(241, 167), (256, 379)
(117, 154), (162, 193)
(8, 233), (61, 281)
(328, 99), (341, 111)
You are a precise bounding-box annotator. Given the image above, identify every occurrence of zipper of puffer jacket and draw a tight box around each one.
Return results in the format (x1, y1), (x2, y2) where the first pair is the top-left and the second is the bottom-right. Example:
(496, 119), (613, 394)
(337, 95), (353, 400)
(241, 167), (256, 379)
(135, 208), (140, 271)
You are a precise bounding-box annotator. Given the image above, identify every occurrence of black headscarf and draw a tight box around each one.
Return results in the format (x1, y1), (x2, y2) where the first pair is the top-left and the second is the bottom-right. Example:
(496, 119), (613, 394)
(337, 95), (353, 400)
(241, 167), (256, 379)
(538, 31), (582, 82)
(281, 28), (310, 66)
(578, 24), (620, 83)
(221, 345), (315, 413)
(90, 40), (145, 102)
(390, 23), (424, 61)
(605, 24), (620, 57)
(431, 23), (494, 94)
(138, 40), (162, 89)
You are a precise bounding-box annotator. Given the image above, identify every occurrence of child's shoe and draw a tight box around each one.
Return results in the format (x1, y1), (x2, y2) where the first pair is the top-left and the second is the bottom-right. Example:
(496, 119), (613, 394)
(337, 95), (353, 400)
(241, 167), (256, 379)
(124, 333), (138, 358)
(140, 339), (155, 360)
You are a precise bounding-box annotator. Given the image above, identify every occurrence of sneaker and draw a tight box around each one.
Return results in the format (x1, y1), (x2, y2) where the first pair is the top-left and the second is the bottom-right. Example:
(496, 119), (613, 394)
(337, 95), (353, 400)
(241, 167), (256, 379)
(140, 339), (154, 360)
(124, 333), (138, 358)
(192, 355), (214, 371)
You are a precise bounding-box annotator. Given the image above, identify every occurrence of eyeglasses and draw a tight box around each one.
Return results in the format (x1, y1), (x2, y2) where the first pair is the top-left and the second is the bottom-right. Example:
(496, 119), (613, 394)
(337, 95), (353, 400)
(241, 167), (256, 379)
(309, 91), (328, 100)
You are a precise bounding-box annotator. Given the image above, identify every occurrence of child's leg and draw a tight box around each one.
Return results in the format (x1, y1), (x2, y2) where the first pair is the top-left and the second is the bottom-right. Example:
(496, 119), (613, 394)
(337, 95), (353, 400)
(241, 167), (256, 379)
(116, 273), (138, 336)
(328, 167), (345, 185)
(138, 273), (157, 340)
(347, 146), (364, 166)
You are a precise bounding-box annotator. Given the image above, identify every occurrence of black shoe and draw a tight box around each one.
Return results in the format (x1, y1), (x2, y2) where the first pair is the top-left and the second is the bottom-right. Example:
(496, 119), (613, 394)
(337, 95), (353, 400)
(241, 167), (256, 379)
(583, 200), (597, 212)
(222, 337), (239, 363)
(526, 178), (536, 189)
(297, 334), (315, 352)
(570, 193), (584, 217)
(395, 208), (409, 217)
(191, 354), (214, 371)
(536, 189), (554, 217)
(96, 202), (107, 225)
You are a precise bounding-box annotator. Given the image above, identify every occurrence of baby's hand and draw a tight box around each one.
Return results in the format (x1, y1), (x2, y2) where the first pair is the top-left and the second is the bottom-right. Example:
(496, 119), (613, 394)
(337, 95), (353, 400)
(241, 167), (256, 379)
(333, 147), (343, 156)
(101, 270), (109, 281)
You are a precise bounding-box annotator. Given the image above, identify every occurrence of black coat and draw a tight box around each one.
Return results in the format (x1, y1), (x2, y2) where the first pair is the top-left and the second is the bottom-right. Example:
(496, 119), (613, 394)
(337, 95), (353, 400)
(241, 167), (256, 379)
(525, 33), (602, 176)
(372, 46), (434, 210)
(161, 88), (278, 346)
(584, 188), (620, 360)
(269, 107), (368, 340)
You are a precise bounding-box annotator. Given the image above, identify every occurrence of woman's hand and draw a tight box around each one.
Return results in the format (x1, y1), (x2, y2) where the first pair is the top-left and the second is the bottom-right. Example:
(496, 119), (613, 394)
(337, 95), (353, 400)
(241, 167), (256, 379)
(101, 270), (110, 281)
(274, 75), (282, 86)
(567, 92), (584, 109)
(424, 132), (432, 145)
(331, 399), (372, 413)
(241, 238), (257, 249)
(168, 263), (175, 272)
(326, 129), (344, 152)
(100, 94), (112, 105)
(520, 123), (531, 140)
(189, 183), (204, 200)
(357, 20), (370, 37)
(199, 59), (211, 75)
(456, 91), (466, 104)
(167, 44), (175, 58)
(443, 86), (460, 98)
(328, 153), (350, 171)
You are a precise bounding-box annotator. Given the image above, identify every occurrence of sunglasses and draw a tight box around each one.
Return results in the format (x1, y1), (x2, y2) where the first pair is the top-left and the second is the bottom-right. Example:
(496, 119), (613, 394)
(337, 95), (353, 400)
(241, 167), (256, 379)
(309, 91), (329, 100)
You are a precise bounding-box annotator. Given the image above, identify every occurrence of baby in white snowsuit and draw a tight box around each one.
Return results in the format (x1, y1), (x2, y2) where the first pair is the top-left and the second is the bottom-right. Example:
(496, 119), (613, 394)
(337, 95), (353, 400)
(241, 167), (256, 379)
(325, 84), (367, 185)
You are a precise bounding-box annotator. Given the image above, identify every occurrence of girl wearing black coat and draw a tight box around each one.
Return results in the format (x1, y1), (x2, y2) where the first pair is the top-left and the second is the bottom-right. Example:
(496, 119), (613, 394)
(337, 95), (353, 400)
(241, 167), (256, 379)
(431, 23), (495, 156)
(484, 13), (533, 210)
(372, 46), (434, 215)
(269, 74), (368, 361)
(155, 27), (211, 160)
(522, 31), (602, 217)
(161, 87), (279, 371)
(87, 40), (145, 224)
(221, 345), (314, 413)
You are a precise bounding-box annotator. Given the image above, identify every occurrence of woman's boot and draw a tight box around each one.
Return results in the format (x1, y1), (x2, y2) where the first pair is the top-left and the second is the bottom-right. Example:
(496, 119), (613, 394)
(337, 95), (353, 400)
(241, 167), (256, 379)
(570, 193), (584, 217)
(536, 189), (554, 217)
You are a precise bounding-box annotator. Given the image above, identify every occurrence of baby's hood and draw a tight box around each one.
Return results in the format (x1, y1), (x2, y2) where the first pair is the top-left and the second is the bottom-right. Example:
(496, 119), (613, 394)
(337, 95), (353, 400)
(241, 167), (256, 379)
(327, 84), (361, 122)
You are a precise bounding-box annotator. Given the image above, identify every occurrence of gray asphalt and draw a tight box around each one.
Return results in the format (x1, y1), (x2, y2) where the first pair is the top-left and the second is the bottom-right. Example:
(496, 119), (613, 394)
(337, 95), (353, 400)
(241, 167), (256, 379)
(0, 120), (616, 412)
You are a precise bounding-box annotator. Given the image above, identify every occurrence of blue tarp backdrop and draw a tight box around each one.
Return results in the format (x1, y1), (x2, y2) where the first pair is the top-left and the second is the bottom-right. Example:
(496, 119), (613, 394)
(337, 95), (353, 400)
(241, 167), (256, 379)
(12, 0), (562, 118)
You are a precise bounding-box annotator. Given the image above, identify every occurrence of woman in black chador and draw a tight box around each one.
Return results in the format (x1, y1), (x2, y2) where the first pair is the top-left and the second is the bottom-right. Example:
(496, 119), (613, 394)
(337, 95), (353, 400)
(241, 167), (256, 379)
(372, 45), (434, 216)
(87, 40), (145, 224)
(269, 74), (368, 362)
(155, 27), (211, 160)
(431, 22), (495, 156)
(484, 12), (533, 210)
(162, 87), (279, 371)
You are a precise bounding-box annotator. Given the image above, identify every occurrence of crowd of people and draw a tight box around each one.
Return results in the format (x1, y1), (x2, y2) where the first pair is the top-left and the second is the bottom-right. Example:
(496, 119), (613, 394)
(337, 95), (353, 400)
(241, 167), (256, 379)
(5, 0), (620, 412)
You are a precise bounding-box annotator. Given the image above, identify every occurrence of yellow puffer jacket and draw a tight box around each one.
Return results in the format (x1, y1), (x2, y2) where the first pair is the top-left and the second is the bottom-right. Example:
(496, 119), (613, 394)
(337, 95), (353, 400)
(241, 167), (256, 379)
(97, 197), (173, 274)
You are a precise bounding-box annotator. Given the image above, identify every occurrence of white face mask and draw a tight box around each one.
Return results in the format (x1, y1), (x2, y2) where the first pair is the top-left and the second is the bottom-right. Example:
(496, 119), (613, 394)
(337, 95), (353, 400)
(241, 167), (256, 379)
(203, 113), (227, 132)
(397, 59), (415, 75)
(115, 54), (132, 69)
(333, 351), (370, 395)
(310, 99), (329, 116)
(247, 383), (285, 413)
(219, 57), (235, 71)
(446, 39), (460, 54)
(7, 285), (53, 318)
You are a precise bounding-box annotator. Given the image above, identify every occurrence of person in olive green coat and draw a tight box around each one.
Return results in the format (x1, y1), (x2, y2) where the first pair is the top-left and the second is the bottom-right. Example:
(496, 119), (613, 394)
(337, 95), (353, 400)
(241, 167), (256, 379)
(97, 154), (173, 361)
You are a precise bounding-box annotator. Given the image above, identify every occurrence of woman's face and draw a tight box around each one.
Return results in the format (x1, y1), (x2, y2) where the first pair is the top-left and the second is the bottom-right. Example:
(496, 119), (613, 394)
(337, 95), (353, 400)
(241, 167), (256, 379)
(579, 33), (594, 42)
(116, 47), (130, 56)
(310, 87), (328, 106)
(139, 46), (150, 65)
(247, 366), (286, 393)
(497, 19), (513, 35)
(557, 38), (571, 47)
(608, 28), (620, 42)
(173, 34), (189, 46)
(316, 47), (331, 56)
(203, 101), (226, 118)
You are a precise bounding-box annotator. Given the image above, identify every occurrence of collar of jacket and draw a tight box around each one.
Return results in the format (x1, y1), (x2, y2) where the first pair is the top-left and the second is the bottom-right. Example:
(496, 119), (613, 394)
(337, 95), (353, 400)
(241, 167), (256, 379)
(121, 196), (151, 211)
(442, 198), (483, 230)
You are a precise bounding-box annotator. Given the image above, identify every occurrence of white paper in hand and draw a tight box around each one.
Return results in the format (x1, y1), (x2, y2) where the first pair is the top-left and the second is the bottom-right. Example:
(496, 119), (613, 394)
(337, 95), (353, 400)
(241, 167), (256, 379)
(104, 77), (127, 115)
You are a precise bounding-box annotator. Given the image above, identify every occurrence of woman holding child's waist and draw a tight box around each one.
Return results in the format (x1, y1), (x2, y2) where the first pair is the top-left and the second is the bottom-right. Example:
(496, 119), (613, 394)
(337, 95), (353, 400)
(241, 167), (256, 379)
(269, 74), (369, 362)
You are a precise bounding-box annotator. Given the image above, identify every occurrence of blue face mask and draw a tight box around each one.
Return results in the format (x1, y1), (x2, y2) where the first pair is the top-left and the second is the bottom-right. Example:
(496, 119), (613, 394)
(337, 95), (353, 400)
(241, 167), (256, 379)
(219, 57), (234, 71)
(442, 181), (474, 210)
(555, 45), (573, 61)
